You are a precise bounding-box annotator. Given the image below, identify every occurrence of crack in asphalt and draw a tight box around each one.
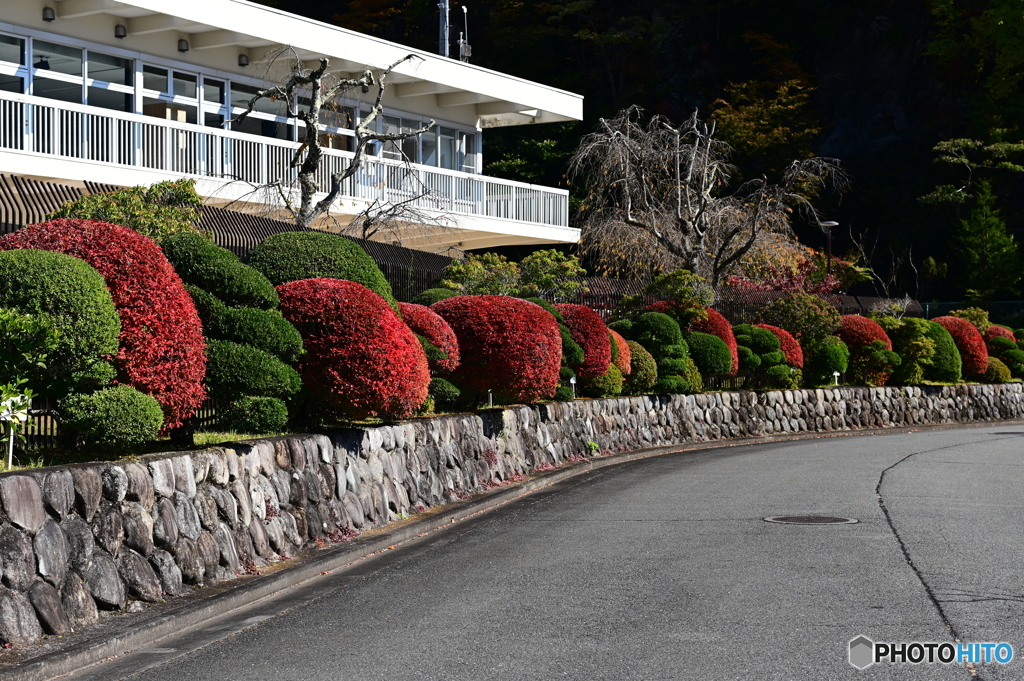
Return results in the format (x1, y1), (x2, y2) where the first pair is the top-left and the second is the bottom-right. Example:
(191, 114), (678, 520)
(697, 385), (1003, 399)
(874, 434), (1024, 680)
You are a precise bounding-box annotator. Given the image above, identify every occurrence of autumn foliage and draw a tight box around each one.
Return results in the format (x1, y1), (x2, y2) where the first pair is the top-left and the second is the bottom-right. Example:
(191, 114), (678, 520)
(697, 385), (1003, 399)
(609, 328), (632, 375)
(932, 316), (989, 377)
(398, 302), (461, 374)
(554, 303), (612, 379)
(433, 296), (561, 403)
(0, 219), (206, 429)
(838, 315), (893, 351)
(754, 324), (804, 368)
(278, 279), (429, 419)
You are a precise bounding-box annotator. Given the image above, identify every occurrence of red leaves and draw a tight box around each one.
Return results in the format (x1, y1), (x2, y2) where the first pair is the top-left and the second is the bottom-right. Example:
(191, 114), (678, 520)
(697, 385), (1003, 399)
(754, 324), (804, 368)
(985, 325), (1016, 343)
(609, 328), (632, 375)
(0, 219), (206, 430)
(398, 302), (460, 374)
(691, 307), (739, 375)
(838, 315), (893, 351)
(432, 296), (561, 404)
(933, 316), (989, 377)
(278, 278), (428, 419)
(555, 303), (612, 379)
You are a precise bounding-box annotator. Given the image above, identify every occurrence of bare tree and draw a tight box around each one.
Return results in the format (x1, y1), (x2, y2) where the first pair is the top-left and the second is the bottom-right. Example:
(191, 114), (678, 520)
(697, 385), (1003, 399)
(568, 106), (847, 285)
(231, 48), (436, 231)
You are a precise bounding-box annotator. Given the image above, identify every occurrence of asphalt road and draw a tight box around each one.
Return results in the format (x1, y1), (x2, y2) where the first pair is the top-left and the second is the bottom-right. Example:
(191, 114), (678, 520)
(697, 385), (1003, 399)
(63, 424), (1024, 681)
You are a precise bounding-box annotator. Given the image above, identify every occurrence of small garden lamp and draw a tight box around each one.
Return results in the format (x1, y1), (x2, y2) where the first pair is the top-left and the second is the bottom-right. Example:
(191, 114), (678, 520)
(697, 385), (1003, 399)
(833, 371), (841, 386)
(0, 386), (32, 470)
(569, 376), (576, 399)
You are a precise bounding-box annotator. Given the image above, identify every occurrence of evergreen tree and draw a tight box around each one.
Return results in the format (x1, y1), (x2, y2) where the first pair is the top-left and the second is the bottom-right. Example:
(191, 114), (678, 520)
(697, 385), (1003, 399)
(952, 180), (1021, 300)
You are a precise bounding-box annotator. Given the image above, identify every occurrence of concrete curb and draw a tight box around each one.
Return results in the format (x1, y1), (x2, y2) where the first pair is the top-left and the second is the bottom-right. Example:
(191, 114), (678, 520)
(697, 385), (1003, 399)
(5, 418), (1023, 681)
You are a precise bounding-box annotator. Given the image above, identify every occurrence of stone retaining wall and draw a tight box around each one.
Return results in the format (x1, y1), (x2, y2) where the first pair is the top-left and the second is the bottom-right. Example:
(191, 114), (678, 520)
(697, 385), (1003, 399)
(1, 383), (1022, 645)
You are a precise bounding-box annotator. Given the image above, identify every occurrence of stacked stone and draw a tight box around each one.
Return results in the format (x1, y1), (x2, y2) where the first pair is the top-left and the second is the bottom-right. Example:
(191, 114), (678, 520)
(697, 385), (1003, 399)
(1, 382), (1023, 646)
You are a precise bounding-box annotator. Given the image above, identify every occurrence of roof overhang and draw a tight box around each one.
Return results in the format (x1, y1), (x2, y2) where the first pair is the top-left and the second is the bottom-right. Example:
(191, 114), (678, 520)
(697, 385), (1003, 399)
(50, 0), (583, 127)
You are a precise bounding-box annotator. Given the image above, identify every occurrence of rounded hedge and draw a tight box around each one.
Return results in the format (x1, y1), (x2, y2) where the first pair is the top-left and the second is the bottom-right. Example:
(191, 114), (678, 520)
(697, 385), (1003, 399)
(632, 312), (683, 354)
(0, 219), (207, 430)
(412, 288), (459, 306)
(279, 278), (429, 419)
(0, 249), (120, 393)
(681, 331), (733, 376)
(988, 336), (1016, 353)
(162, 232), (279, 310)
(59, 385), (163, 447)
(184, 284), (227, 328)
(690, 307), (738, 375)
(245, 232), (397, 311)
(923, 320), (962, 383)
(804, 337), (850, 386)
(985, 325), (1016, 344)
(754, 324), (803, 368)
(982, 356), (1012, 384)
(432, 296), (561, 404)
(580, 364), (623, 398)
(760, 291), (841, 349)
(932, 316), (988, 377)
(522, 297), (565, 323)
(608, 319), (633, 338)
(429, 377), (461, 407)
(555, 303), (612, 380)
(733, 324), (780, 355)
(399, 302), (460, 375)
(609, 329), (632, 375)
(204, 338), (301, 400)
(623, 340), (657, 395)
(560, 325), (585, 367)
(220, 396), (289, 433)
(206, 307), (304, 363)
(839, 315), (893, 351)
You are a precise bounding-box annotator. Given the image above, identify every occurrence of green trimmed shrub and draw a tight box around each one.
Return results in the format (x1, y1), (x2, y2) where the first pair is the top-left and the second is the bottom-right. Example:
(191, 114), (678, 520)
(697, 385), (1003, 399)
(760, 291), (841, 350)
(204, 339), (301, 400)
(923, 320), (962, 382)
(559, 325), (585, 366)
(682, 331), (732, 376)
(580, 364), (623, 398)
(733, 324), (780, 355)
(683, 356), (703, 392)
(59, 385), (162, 446)
(879, 317), (935, 385)
(555, 385), (575, 401)
(804, 337), (850, 386)
(623, 341), (657, 395)
(765, 364), (801, 389)
(413, 288), (459, 306)
(737, 345), (761, 370)
(1001, 348), (1024, 378)
(849, 340), (901, 386)
(981, 356), (1012, 383)
(206, 307), (303, 363)
(0, 249), (119, 394)
(417, 334), (448, 364)
(608, 319), (633, 337)
(162, 232), (278, 310)
(523, 297), (565, 323)
(989, 336), (1016, 353)
(220, 396), (288, 433)
(654, 375), (691, 394)
(184, 284), (227, 328)
(632, 312), (683, 350)
(429, 377), (461, 408)
(245, 232), (396, 310)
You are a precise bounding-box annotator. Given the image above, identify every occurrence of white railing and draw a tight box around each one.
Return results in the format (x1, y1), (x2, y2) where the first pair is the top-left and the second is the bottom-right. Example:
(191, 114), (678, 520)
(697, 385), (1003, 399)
(0, 91), (570, 228)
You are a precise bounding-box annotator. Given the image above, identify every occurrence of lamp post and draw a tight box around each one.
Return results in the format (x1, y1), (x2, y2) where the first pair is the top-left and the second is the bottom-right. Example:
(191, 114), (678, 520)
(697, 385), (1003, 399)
(820, 220), (839, 276)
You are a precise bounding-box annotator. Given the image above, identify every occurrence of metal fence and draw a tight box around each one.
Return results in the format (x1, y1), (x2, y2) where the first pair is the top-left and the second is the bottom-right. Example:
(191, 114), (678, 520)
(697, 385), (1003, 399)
(921, 301), (1024, 328)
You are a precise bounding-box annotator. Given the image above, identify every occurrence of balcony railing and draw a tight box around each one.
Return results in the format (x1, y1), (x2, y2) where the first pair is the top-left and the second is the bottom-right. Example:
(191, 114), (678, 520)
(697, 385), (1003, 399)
(0, 90), (570, 229)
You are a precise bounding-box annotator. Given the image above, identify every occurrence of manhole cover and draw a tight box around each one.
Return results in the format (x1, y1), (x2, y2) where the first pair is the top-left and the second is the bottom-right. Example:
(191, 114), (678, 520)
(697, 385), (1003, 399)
(764, 515), (858, 525)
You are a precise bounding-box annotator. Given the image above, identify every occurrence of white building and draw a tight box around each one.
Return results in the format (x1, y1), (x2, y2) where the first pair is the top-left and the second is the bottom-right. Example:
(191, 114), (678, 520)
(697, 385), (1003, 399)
(0, 0), (583, 251)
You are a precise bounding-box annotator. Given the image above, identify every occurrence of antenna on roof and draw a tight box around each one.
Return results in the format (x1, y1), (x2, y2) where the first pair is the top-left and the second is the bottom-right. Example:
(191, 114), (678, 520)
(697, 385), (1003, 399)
(458, 6), (472, 62)
(438, 0), (450, 57)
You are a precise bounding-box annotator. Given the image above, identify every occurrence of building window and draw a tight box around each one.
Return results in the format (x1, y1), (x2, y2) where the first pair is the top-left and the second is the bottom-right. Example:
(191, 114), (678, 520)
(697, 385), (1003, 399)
(230, 82), (293, 140)
(203, 78), (227, 128)
(32, 41), (81, 76)
(382, 115), (421, 163)
(87, 52), (131, 86)
(0, 34), (24, 67)
(141, 64), (198, 124)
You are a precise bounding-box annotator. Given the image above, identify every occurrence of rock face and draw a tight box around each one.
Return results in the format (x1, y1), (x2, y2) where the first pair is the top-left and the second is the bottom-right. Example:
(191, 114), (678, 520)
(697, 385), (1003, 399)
(0, 476), (46, 533)
(0, 383), (1021, 645)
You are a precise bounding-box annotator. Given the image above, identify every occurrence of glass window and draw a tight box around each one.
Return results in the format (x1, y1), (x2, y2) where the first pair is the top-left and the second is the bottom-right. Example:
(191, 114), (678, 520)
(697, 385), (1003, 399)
(142, 65), (167, 92)
(0, 74), (22, 94)
(32, 41), (82, 76)
(318, 132), (351, 151)
(203, 78), (225, 104)
(319, 104), (352, 130)
(204, 112), (224, 128)
(87, 52), (132, 85)
(143, 96), (196, 124)
(231, 83), (286, 117)
(33, 76), (81, 103)
(422, 129), (437, 166)
(460, 132), (476, 172)
(438, 127), (457, 170)
(88, 86), (132, 112)
(0, 35), (24, 66)
(231, 117), (291, 140)
(173, 72), (196, 98)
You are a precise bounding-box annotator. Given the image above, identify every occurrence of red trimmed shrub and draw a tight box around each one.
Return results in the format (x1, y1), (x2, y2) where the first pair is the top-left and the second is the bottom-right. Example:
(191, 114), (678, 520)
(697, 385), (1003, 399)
(433, 296), (561, 403)
(609, 329), (632, 375)
(690, 307), (739, 375)
(279, 279), (428, 418)
(985, 325), (1016, 344)
(933, 316), (988, 377)
(838, 315), (893, 351)
(0, 219), (206, 429)
(398, 302), (460, 374)
(755, 324), (804, 369)
(554, 303), (612, 379)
